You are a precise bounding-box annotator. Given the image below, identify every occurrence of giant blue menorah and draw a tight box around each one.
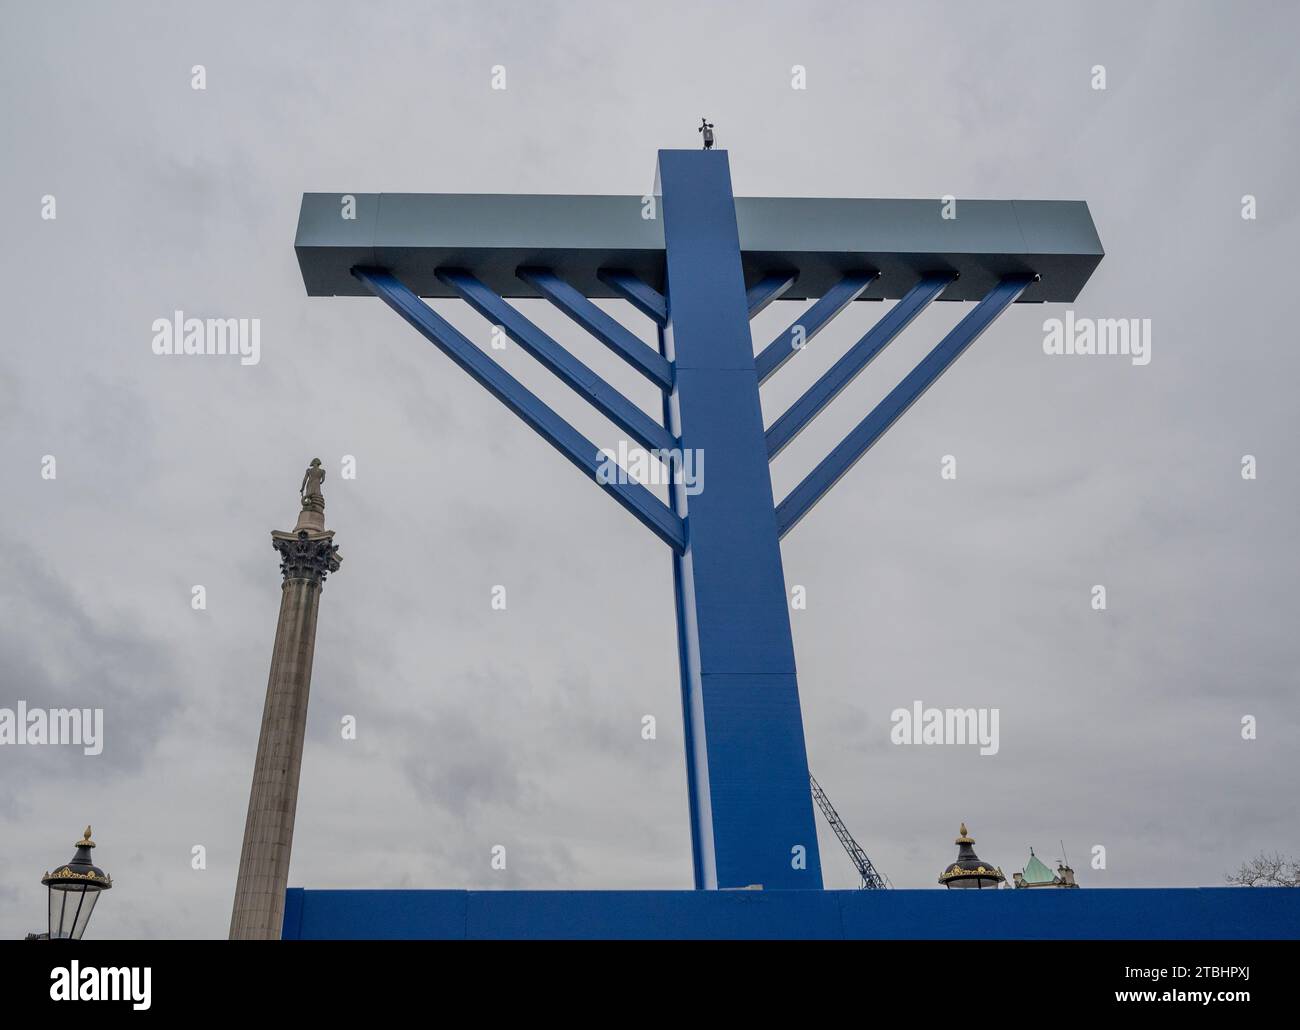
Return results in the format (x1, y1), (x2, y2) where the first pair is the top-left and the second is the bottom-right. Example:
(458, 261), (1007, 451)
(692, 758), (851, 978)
(295, 149), (1103, 893)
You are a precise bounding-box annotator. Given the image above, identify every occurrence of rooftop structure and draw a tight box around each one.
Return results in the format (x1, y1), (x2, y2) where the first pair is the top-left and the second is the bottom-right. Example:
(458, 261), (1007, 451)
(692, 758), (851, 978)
(1013, 847), (1080, 888)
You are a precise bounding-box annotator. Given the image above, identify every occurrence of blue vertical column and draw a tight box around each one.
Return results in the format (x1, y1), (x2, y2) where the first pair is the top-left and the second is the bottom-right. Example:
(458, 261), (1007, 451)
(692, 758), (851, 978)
(657, 150), (823, 889)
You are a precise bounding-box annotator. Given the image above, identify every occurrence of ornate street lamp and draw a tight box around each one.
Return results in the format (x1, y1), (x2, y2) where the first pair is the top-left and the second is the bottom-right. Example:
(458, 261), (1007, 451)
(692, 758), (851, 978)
(41, 826), (113, 939)
(938, 823), (1006, 890)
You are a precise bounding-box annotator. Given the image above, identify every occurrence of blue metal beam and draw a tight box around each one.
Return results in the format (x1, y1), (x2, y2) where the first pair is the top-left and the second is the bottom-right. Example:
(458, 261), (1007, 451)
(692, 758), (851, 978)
(439, 269), (676, 456)
(775, 275), (1033, 538)
(753, 272), (878, 384)
(297, 193), (1104, 303)
(517, 267), (673, 391)
(765, 274), (953, 459)
(658, 149), (823, 891)
(598, 269), (667, 325)
(747, 273), (797, 319)
(354, 267), (686, 553)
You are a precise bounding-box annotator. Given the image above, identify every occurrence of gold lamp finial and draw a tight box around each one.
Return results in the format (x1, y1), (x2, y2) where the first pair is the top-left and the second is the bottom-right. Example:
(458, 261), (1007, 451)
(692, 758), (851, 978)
(959, 822), (968, 837)
(80, 826), (95, 848)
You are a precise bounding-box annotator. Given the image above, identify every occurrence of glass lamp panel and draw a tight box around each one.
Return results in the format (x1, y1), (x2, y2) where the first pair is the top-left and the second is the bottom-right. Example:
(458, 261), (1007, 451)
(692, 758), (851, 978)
(48, 886), (73, 939)
(70, 887), (100, 940)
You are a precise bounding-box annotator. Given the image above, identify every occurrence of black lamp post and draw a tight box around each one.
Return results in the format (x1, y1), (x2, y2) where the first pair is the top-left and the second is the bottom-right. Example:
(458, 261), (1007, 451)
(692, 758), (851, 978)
(40, 826), (113, 940)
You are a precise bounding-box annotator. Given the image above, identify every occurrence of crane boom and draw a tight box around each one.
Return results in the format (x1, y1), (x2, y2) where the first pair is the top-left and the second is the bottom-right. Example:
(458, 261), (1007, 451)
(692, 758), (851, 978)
(809, 774), (890, 889)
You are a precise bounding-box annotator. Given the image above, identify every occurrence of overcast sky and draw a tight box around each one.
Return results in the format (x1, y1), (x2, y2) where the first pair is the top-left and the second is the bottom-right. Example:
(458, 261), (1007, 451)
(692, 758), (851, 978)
(2, 0), (1297, 938)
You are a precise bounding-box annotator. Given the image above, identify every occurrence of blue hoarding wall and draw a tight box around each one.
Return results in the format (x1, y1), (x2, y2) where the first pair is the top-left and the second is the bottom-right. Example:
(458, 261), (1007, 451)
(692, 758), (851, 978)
(282, 888), (1300, 940)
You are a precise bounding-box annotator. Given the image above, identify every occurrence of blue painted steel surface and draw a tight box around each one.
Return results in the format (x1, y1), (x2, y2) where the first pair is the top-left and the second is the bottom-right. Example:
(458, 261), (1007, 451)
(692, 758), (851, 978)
(324, 153), (1098, 914)
(658, 150), (822, 890)
(517, 267), (674, 390)
(753, 272), (877, 384)
(353, 267), (685, 552)
(283, 887), (1300, 940)
(438, 269), (676, 455)
(765, 274), (953, 459)
(776, 276), (1032, 538)
(598, 269), (667, 325)
(746, 273), (797, 318)
(296, 193), (1104, 302)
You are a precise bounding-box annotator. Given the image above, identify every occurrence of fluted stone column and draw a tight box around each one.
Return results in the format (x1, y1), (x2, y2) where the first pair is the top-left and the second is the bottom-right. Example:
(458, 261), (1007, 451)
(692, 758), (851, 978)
(230, 469), (340, 940)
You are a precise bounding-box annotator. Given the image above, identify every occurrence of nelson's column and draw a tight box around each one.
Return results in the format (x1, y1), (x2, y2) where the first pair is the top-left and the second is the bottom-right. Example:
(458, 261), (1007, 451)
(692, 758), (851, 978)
(229, 460), (341, 939)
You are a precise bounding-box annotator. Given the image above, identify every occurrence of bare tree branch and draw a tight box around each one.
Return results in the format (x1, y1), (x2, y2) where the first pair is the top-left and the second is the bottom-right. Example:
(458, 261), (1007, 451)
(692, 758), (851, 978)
(1226, 851), (1300, 887)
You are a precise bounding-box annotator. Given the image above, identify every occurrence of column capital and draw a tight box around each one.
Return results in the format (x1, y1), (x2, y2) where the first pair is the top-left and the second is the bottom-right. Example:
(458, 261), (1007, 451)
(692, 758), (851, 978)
(271, 529), (341, 586)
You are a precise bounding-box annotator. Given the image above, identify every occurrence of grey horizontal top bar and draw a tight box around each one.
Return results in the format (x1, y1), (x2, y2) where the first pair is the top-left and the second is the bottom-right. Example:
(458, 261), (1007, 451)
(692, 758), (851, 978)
(295, 193), (1102, 303)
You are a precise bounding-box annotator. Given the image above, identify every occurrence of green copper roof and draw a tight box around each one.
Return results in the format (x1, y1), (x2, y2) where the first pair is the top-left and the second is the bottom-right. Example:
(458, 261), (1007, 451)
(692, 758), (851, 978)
(1022, 850), (1057, 885)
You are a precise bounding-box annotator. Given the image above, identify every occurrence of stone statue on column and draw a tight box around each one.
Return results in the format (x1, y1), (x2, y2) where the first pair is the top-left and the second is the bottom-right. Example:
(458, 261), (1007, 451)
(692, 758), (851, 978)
(230, 459), (342, 939)
(300, 458), (326, 513)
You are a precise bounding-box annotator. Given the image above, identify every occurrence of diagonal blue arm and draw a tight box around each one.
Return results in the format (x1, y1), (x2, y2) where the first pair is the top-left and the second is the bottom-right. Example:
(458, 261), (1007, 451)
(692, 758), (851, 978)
(354, 267), (686, 553)
(775, 275), (1033, 538)
(746, 273), (797, 319)
(766, 274), (954, 459)
(517, 267), (673, 391)
(439, 269), (677, 456)
(754, 272), (878, 384)
(598, 269), (667, 326)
